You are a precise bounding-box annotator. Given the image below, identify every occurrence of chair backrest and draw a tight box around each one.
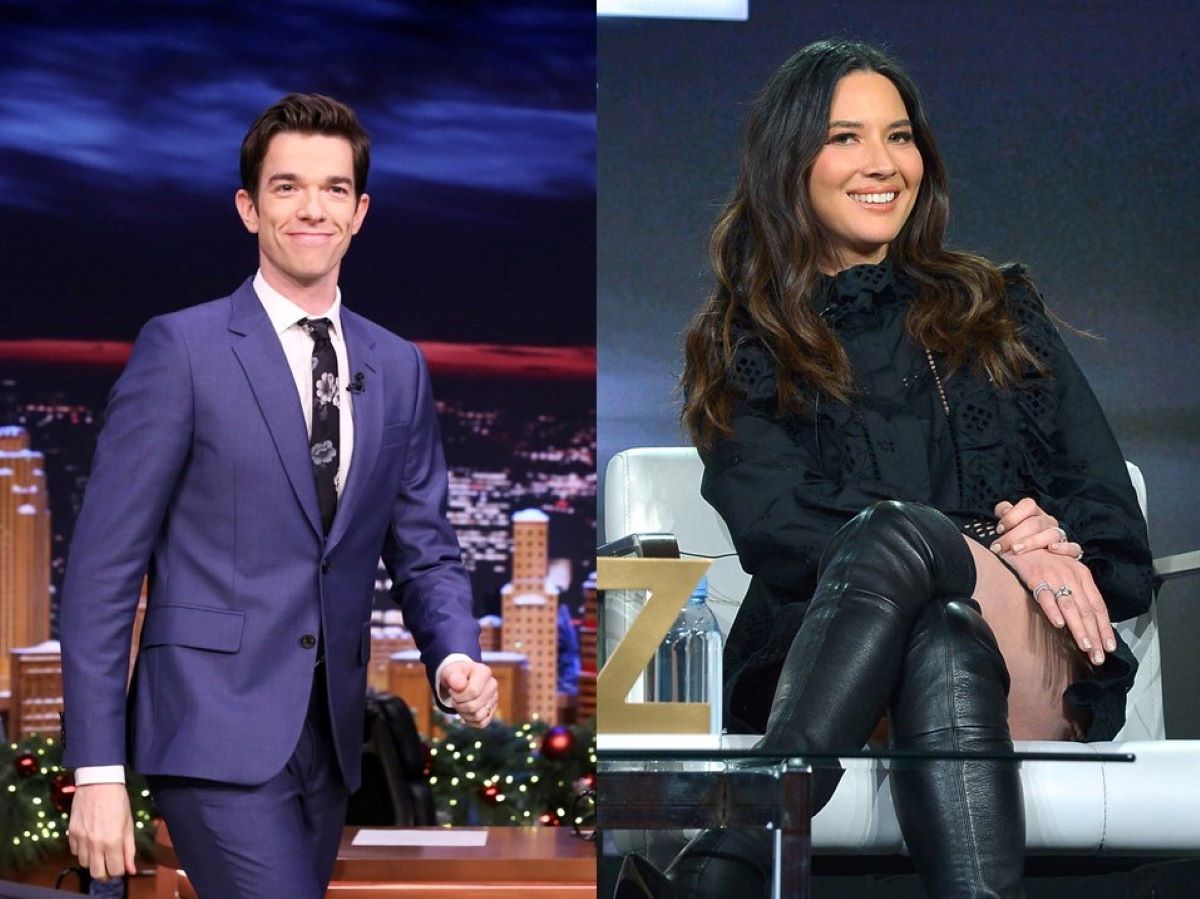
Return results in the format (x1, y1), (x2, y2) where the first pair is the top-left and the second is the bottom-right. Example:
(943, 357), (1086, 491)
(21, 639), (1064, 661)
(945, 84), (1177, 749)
(604, 448), (1164, 740)
(1119, 463), (1163, 740)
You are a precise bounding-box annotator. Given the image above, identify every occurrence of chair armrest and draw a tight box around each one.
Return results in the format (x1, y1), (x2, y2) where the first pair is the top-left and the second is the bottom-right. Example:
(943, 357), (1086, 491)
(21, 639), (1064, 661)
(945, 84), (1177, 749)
(597, 533), (681, 559)
(1155, 550), (1200, 582)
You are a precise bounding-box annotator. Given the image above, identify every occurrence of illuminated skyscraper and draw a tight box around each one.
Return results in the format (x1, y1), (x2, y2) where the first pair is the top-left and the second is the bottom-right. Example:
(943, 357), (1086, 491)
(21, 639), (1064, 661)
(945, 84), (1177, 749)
(501, 509), (559, 723)
(0, 426), (52, 694)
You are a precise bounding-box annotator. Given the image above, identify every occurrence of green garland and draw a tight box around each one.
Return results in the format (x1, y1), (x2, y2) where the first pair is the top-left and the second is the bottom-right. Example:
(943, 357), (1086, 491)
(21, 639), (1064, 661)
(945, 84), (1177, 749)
(428, 716), (596, 828)
(0, 719), (598, 872)
(0, 736), (157, 875)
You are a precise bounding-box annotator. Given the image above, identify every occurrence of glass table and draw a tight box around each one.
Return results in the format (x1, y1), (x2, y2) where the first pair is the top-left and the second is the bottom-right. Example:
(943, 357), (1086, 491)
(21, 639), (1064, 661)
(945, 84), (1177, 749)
(597, 746), (1133, 899)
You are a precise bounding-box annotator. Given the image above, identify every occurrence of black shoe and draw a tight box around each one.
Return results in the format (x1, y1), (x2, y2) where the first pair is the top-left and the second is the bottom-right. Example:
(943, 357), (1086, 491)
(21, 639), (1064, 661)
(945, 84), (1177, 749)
(665, 829), (773, 898)
(614, 853), (675, 899)
(757, 501), (975, 813)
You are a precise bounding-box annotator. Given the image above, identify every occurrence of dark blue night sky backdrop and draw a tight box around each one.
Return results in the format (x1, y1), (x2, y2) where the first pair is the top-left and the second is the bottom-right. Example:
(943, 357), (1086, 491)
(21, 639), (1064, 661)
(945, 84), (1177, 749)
(1, 0), (595, 345)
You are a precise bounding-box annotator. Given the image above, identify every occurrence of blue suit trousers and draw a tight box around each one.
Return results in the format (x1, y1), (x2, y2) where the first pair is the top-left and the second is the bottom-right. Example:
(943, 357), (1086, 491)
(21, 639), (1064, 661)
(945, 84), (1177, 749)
(147, 669), (348, 898)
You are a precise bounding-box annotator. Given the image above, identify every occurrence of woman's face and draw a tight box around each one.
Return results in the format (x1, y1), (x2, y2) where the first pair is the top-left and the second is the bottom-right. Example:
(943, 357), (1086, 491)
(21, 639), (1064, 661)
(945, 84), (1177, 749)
(807, 70), (923, 270)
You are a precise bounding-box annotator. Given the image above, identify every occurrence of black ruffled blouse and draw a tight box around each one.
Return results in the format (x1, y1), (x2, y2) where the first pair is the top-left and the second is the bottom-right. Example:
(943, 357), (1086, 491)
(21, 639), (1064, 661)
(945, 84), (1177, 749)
(703, 260), (1155, 741)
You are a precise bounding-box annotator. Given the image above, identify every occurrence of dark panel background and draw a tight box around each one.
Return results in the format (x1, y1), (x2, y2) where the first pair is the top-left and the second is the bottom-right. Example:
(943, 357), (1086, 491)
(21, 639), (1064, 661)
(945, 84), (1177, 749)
(598, 2), (1200, 734)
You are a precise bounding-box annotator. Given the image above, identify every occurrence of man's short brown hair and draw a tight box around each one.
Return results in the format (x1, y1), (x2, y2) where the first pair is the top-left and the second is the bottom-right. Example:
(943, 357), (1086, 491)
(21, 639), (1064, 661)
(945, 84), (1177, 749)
(240, 94), (371, 199)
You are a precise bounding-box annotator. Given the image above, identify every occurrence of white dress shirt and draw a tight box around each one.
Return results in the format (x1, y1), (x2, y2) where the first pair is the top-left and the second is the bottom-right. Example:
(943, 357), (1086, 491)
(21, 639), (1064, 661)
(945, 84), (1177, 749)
(253, 271), (355, 498)
(76, 273), (467, 786)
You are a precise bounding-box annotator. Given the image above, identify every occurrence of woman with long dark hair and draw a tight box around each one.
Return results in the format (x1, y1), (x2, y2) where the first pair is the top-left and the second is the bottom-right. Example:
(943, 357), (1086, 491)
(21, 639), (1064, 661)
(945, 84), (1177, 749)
(621, 40), (1153, 898)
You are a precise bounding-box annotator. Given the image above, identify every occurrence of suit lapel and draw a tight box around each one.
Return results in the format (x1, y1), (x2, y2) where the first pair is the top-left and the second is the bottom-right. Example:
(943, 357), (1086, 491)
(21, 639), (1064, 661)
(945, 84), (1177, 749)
(326, 310), (381, 550)
(227, 280), (323, 539)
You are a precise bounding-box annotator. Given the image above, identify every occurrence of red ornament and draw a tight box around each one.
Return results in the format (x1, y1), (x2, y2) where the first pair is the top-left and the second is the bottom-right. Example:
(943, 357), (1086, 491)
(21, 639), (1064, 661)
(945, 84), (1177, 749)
(52, 772), (77, 813)
(541, 726), (574, 759)
(538, 811), (562, 827)
(13, 753), (37, 778)
(480, 784), (502, 805)
(575, 772), (596, 794)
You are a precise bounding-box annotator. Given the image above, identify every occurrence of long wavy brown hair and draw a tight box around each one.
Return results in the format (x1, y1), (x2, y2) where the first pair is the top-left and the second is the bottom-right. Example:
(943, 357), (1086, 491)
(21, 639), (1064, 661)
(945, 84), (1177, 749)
(681, 40), (1041, 449)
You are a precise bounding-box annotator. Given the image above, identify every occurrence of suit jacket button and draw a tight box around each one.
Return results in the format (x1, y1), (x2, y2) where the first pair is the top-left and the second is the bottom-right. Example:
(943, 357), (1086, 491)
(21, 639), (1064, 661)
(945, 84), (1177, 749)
(321, 559), (331, 574)
(300, 634), (317, 649)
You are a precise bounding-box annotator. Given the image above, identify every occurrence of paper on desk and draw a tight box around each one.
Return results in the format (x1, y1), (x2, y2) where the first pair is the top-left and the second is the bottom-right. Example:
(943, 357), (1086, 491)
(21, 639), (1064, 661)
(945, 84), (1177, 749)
(352, 829), (489, 847)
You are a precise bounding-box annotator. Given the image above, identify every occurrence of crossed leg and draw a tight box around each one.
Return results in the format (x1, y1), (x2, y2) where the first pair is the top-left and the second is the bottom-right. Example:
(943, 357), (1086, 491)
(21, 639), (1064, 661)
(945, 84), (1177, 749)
(964, 537), (1092, 741)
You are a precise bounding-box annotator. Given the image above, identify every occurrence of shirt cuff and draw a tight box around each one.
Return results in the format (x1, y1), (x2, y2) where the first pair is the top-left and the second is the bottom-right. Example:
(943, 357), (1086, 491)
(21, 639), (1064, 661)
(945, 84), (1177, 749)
(74, 765), (126, 786)
(434, 653), (475, 708)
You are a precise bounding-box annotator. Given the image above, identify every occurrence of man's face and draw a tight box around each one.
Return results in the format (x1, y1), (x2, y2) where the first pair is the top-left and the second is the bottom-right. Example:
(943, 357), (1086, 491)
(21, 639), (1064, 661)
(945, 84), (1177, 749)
(235, 132), (369, 295)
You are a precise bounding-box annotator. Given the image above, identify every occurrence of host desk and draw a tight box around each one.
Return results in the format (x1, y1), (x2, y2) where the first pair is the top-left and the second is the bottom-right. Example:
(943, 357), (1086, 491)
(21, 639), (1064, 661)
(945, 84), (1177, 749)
(156, 823), (596, 898)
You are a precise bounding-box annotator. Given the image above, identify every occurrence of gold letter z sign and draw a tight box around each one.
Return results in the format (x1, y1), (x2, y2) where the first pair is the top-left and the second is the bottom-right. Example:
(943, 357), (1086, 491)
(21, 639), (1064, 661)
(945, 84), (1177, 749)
(596, 556), (711, 735)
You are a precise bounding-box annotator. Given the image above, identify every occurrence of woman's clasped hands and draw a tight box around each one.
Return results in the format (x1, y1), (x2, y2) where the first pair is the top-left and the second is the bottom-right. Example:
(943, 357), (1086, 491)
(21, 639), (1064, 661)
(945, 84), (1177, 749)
(990, 498), (1114, 667)
(990, 497), (1081, 559)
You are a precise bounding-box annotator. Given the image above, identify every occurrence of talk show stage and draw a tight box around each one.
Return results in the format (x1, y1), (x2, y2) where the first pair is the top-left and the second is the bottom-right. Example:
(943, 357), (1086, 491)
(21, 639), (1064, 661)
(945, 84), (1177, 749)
(0, 0), (597, 893)
(155, 824), (595, 898)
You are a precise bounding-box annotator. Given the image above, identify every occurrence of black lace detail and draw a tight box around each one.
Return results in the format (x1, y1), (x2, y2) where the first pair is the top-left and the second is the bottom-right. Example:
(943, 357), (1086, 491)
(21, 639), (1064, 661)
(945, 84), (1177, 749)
(960, 518), (999, 546)
(931, 269), (1059, 515)
(727, 336), (777, 403)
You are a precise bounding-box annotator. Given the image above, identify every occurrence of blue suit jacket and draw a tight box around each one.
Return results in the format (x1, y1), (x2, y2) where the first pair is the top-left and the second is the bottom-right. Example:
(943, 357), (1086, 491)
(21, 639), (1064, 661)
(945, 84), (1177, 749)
(59, 279), (481, 790)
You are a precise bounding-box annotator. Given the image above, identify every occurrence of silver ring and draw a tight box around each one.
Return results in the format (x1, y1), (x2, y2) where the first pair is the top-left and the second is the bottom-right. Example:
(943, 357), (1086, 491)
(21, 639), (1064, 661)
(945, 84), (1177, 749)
(1031, 581), (1053, 600)
(1054, 586), (1073, 599)
(1055, 526), (1068, 541)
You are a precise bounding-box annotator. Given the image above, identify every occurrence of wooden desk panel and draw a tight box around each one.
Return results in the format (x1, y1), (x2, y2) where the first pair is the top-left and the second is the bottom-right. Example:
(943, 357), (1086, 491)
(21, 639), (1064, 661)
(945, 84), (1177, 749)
(156, 823), (594, 898)
(333, 826), (594, 881)
(326, 888), (590, 898)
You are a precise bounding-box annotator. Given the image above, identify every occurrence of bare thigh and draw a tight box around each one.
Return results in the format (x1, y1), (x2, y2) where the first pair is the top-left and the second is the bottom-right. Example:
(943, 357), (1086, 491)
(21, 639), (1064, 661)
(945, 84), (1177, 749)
(964, 537), (1091, 741)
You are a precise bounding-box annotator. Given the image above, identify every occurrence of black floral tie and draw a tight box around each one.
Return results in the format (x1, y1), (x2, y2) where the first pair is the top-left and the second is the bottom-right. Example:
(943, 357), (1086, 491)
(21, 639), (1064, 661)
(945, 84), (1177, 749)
(299, 317), (338, 533)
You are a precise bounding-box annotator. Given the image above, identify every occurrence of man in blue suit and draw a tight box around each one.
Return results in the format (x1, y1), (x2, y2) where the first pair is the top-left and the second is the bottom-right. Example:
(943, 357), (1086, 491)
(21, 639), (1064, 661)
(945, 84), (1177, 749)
(59, 94), (498, 897)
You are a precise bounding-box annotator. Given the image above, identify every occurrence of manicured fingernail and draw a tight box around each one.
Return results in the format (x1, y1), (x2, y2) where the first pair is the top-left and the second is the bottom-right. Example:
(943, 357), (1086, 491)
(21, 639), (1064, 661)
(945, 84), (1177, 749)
(990, 542), (1001, 553)
(995, 524), (1005, 534)
(1054, 618), (1064, 628)
(1013, 542), (1025, 552)
(1106, 639), (1116, 651)
(1051, 542), (1062, 549)
(1092, 651), (1104, 665)
(1081, 639), (1092, 651)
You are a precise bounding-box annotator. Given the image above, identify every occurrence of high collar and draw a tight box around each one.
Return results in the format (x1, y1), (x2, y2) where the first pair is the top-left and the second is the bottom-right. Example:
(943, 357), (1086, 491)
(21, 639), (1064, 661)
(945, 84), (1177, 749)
(815, 259), (918, 326)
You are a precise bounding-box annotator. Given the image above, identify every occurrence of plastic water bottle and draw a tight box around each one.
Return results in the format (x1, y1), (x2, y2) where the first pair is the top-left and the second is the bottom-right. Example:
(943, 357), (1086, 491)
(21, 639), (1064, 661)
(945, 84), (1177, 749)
(652, 576), (723, 735)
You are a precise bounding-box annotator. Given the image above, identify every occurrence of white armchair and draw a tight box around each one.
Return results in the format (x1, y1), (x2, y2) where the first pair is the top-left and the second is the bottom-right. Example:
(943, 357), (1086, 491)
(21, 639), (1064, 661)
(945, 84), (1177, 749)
(603, 447), (1200, 856)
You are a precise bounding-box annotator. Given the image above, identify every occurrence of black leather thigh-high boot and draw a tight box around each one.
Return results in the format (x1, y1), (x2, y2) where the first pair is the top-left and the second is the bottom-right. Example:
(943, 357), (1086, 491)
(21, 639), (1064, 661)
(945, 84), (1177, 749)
(889, 598), (1025, 898)
(757, 500), (976, 804)
(657, 501), (977, 899)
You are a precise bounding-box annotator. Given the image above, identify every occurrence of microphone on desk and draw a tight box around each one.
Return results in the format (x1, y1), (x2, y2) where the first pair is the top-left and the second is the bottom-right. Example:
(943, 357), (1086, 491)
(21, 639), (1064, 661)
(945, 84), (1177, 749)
(348, 372), (366, 394)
